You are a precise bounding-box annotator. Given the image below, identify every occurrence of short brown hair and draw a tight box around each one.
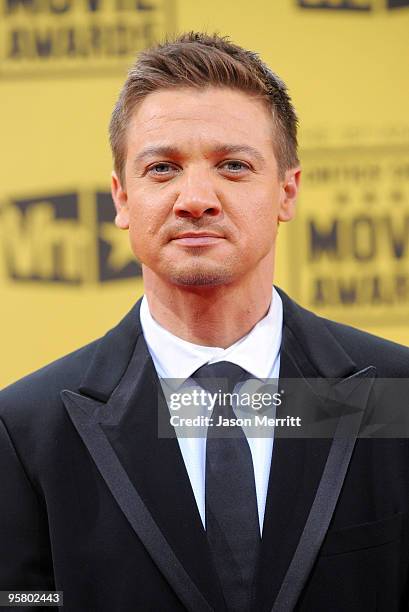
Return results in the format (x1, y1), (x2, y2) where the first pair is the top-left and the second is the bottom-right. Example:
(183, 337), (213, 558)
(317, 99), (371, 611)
(109, 32), (299, 184)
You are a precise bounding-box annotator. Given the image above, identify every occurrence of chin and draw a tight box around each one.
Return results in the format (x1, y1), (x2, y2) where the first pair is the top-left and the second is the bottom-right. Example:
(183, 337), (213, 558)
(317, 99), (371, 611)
(165, 264), (237, 288)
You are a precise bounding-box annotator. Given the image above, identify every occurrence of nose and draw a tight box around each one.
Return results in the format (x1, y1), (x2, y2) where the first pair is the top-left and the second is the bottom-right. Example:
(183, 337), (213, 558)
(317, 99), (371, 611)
(173, 167), (222, 219)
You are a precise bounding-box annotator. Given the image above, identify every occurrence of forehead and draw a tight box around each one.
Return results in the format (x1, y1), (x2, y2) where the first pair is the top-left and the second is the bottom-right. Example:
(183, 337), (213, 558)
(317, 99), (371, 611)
(126, 87), (275, 153)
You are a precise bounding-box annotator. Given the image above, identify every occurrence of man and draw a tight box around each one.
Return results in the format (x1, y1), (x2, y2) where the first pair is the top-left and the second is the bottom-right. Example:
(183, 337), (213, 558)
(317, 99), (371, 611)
(1, 32), (408, 612)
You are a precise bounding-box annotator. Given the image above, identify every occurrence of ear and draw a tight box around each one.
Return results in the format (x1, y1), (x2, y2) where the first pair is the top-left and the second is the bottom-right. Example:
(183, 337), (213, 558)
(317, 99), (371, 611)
(278, 166), (301, 223)
(111, 171), (129, 230)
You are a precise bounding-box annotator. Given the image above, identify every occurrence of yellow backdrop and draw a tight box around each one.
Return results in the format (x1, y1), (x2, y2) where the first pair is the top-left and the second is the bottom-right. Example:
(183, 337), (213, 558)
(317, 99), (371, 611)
(1, 0), (408, 387)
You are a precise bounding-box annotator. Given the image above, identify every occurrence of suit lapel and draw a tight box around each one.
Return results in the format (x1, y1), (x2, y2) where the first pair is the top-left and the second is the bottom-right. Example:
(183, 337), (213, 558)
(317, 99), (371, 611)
(253, 339), (334, 611)
(253, 288), (377, 612)
(61, 301), (225, 612)
(270, 365), (375, 612)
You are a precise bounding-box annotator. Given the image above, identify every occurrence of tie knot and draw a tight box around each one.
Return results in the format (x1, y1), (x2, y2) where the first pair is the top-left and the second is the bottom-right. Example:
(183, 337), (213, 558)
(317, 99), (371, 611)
(191, 361), (247, 394)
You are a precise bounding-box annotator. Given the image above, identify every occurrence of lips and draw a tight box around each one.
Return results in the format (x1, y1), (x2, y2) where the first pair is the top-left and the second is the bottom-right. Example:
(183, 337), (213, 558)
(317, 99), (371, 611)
(171, 232), (225, 247)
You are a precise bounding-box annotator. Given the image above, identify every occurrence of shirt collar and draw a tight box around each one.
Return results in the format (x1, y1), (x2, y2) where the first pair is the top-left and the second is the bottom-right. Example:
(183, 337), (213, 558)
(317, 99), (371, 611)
(140, 286), (282, 384)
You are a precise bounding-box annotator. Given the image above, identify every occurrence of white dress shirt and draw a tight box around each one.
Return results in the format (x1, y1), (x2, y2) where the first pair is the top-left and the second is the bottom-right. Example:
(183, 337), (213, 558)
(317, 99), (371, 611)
(140, 286), (282, 534)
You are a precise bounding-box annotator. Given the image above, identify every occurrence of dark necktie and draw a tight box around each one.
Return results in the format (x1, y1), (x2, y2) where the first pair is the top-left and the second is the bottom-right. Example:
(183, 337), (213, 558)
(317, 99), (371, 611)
(192, 361), (261, 612)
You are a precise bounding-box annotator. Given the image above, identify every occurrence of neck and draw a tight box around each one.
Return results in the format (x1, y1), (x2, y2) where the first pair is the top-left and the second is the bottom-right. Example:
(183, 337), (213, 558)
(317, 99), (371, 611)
(142, 262), (275, 349)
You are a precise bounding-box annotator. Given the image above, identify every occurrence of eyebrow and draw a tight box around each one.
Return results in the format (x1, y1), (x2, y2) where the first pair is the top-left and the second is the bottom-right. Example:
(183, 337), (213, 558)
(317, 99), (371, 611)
(132, 143), (266, 167)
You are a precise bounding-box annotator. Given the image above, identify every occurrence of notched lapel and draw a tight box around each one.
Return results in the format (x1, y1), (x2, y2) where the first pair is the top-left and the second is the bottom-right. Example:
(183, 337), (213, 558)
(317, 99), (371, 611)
(255, 295), (378, 612)
(61, 333), (223, 612)
(270, 366), (376, 612)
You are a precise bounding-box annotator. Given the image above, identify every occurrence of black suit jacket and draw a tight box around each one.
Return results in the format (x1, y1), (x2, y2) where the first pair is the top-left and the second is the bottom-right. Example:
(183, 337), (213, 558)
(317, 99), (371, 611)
(1, 287), (409, 612)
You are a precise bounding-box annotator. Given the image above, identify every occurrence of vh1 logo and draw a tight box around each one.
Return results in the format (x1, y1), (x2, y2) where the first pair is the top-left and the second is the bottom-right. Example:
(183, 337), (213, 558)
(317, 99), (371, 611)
(0, 190), (141, 284)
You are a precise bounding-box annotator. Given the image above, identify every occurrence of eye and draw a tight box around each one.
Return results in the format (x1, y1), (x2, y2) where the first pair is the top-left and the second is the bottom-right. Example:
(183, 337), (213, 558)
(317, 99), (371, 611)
(147, 162), (180, 177)
(219, 160), (251, 173)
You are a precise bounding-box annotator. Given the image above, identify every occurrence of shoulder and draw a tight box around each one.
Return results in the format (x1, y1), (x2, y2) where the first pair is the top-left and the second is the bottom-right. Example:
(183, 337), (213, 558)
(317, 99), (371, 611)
(0, 298), (142, 426)
(319, 315), (409, 377)
(0, 339), (100, 425)
(276, 285), (409, 378)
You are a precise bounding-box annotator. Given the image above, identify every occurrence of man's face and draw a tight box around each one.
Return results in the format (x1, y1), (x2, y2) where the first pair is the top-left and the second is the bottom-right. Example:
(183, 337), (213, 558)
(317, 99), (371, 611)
(112, 86), (300, 288)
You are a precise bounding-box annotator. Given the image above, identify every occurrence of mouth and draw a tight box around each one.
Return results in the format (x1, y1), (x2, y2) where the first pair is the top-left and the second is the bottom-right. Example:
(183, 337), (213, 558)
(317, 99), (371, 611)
(170, 232), (225, 247)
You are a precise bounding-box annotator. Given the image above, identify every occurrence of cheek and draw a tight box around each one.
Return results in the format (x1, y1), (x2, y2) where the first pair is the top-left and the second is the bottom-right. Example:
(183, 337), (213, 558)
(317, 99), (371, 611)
(243, 194), (279, 250)
(127, 199), (164, 239)
(129, 208), (155, 238)
(126, 196), (173, 263)
(236, 191), (278, 232)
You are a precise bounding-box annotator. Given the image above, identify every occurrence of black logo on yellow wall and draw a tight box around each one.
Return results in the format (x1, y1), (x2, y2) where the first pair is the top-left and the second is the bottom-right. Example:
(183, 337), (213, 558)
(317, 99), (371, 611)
(298, 0), (409, 10)
(1, 190), (141, 283)
(287, 145), (409, 326)
(0, 0), (176, 79)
